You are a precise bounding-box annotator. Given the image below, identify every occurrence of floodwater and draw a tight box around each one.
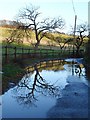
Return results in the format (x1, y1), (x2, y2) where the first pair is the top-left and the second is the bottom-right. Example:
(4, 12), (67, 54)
(2, 58), (90, 118)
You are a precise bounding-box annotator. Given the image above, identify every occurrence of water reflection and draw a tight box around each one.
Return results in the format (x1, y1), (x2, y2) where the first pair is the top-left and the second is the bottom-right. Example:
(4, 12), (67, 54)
(3, 59), (66, 94)
(3, 59), (88, 94)
(2, 58), (90, 118)
(13, 64), (61, 107)
(25, 59), (65, 72)
(12, 59), (87, 107)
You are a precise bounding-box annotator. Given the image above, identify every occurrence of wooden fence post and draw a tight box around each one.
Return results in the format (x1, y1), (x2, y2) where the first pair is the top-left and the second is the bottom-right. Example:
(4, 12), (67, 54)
(14, 47), (17, 60)
(28, 48), (30, 54)
(53, 49), (55, 57)
(46, 50), (48, 58)
(22, 47), (23, 59)
(5, 46), (8, 63)
(40, 49), (42, 58)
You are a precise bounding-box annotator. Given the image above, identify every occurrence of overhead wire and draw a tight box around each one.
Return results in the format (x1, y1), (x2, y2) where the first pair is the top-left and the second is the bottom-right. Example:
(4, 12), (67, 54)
(71, 0), (77, 55)
(71, 0), (86, 23)
(71, 0), (76, 15)
(71, 0), (77, 33)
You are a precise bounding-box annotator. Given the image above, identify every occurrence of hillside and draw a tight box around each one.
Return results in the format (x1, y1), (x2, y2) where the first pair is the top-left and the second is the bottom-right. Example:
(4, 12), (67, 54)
(0, 25), (88, 50)
(0, 26), (73, 45)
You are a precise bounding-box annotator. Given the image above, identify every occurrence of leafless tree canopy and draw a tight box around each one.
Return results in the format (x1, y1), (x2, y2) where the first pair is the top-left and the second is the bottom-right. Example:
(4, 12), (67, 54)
(74, 23), (88, 56)
(77, 23), (87, 33)
(16, 4), (65, 48)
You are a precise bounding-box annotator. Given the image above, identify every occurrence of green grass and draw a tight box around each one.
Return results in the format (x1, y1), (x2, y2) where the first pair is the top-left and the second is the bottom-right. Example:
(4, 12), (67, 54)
(2, 63), (24, 78)
(2, 63), (25, 94)
(2, 44), (72, 57)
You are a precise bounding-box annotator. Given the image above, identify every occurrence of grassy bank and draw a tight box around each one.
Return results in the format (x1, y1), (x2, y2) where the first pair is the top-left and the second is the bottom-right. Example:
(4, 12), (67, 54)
(2, 62), (25, 93)
(2, 63), (24, 80)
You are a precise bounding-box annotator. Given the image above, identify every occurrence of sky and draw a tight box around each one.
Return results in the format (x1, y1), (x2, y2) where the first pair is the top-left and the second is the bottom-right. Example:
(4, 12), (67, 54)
(0, 0), (89, 33)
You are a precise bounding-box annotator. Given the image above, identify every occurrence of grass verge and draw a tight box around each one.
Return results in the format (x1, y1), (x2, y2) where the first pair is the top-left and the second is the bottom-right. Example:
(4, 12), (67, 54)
(2, 63), (25, 93)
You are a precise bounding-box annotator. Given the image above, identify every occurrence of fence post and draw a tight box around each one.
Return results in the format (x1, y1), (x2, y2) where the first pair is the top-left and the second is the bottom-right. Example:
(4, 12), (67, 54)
(22, 47), (23, 59)
(52, 49), (54, 57)
(28, 48), (30, 58)
(5, 46), (8, 63)
(40, 49), (42, 58)
(14, 47), (17, 60)
(46, 49), (48, 58)
(28, 48), (30, 54)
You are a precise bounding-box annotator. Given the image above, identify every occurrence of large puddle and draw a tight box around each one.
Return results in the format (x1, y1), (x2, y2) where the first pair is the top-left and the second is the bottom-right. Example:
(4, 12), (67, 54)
(2, 58), (90, 118)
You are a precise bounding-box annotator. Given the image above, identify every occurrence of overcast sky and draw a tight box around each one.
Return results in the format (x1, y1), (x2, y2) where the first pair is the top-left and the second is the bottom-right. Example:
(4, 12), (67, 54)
(0, 0), (89, 33)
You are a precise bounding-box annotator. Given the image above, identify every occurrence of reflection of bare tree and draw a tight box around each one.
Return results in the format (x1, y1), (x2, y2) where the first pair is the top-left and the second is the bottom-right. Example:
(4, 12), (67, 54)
(13, 64), (61, 107)
(75, 64), (82, 76)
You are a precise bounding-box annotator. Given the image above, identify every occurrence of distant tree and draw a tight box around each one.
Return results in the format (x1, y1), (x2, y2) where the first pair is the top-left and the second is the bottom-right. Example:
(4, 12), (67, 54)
(16, 4), (65, 49)
(5, 29), (24, 44)
(74, 23), (87, 56)
(4, 21), (32, 44)
(54, 36), (73, 50)
(44, 32), (73, 50)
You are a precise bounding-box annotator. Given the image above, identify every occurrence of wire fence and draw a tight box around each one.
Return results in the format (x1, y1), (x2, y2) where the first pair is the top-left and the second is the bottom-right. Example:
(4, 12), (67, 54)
(2, 45), (84, 63)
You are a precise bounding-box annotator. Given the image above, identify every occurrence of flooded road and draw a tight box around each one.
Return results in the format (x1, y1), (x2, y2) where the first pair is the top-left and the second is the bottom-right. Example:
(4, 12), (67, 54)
(2, 58), (90, 118)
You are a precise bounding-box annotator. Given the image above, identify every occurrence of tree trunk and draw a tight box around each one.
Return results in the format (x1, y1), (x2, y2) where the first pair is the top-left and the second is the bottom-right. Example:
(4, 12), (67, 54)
(34, 23), (40, 49)
(35, 40), (40, 49)
(76, 46), (80, 57)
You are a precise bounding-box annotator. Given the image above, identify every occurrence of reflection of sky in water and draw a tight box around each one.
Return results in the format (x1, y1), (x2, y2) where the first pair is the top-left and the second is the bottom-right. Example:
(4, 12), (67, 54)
(38, 70), (68, 89)
(2, 59), (89, 118)
(3, 88), (56, 118)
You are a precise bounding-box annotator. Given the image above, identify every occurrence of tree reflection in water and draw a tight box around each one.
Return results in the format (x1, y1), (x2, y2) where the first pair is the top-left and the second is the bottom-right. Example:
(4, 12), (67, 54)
(13, 64), (61, 107)
(75, 64), (82, 76)
(74, 63), (86, 77)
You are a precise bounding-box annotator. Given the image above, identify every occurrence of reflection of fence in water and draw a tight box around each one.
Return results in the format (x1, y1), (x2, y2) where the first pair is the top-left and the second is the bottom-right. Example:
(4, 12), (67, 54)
(25, 59), (65, 73)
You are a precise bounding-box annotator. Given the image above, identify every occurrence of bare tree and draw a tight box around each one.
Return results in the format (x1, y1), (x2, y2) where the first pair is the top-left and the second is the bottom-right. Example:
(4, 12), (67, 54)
(5, 29), (24, 44)
(17, 4), (65, 49)
(74, 23), (87, 56)
(44, 32), (72, 50)
(4, 21), (32, 45)
(54, 36), (73, 50)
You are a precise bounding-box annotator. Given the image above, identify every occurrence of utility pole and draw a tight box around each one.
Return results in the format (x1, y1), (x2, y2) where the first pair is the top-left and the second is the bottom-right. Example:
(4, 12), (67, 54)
(73, 15), (77, 56)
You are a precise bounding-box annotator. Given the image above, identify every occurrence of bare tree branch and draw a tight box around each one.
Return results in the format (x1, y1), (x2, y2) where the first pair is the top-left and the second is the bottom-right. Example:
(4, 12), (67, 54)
(16, 4), (65, 48)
